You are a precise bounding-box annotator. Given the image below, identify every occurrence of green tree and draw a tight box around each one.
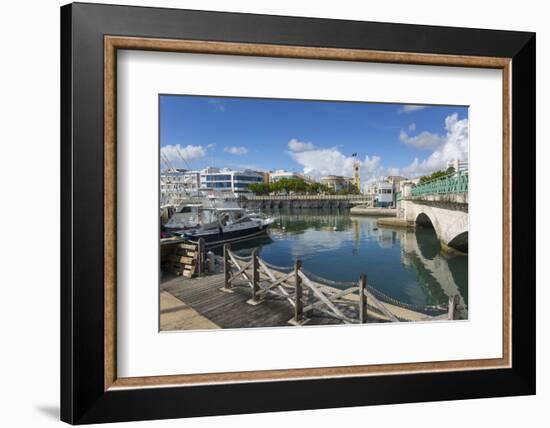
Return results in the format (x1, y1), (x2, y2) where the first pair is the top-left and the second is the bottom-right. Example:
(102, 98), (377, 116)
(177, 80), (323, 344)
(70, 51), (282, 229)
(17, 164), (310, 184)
(248, 176), (363, 196)
(419, 170), (448, 184)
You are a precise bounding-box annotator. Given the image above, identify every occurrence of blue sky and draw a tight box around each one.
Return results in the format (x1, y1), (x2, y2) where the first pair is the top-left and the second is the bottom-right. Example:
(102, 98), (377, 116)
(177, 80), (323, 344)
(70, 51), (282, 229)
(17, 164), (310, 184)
(160, 95), (469, 183)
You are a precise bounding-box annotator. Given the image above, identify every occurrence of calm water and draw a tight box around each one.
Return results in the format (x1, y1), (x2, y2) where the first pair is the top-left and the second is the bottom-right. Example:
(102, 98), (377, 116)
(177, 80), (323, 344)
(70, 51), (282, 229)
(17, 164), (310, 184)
(231, 208), (468, 313)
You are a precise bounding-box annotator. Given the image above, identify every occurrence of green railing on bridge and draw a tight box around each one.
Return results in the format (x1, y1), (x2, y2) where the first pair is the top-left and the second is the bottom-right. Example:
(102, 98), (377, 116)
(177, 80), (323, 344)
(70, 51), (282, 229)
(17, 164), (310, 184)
(411, 172), (468, 197)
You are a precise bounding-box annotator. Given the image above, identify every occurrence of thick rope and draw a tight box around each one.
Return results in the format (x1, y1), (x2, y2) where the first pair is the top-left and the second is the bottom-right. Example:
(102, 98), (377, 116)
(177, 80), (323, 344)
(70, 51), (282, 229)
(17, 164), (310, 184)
(230, 252), (253, 262)
(300, 268), (357, 289)
(230, 250), (448, 315)
(298, 269), (446, 315)
(262, 261), (294, 273)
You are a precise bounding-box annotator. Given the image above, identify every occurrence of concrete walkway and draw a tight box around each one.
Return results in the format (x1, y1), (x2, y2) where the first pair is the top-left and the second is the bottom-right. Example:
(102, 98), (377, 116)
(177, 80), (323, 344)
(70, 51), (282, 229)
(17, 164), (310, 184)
(350, 207), (397, 216)
(376, 217), (412, 228)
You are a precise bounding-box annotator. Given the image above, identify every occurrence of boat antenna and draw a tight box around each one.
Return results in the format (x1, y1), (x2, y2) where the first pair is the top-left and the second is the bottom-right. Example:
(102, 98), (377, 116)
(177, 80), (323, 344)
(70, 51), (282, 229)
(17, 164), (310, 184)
(175, 146), (192, 170)
(161, 152), (175, 171)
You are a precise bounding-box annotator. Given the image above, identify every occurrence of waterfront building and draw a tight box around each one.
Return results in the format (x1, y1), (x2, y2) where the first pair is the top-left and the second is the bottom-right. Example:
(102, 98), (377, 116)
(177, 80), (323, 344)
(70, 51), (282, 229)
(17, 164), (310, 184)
(160, 169), (201, 195)
(446, 159), (469, 173)
(365, 176), (409, 207)
(256, 171), (270, 184)
(199, 167), (264, 196)
(320, 175), (353, 192)
(374, 181), (394, 207)
(386, 175), (409, 194)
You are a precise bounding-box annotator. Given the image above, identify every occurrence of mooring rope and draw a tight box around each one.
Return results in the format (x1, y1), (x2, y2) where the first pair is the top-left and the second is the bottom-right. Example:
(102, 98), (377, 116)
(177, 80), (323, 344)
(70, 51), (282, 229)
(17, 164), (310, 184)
(262, 260), (295, 273)
(230, 252), (253, 262)
(364, 286), (446, 315)
(300, 268), (357, 289)
(229, 250), (447, 315)
(298, 268), (445, 315)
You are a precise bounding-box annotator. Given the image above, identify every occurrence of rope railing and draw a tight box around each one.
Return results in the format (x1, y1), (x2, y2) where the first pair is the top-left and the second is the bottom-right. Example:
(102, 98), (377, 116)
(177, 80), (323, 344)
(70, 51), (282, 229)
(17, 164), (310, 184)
(262, 261), (295, 273)
(300, 268), (357, 289)
(365, 285), (445, 315)
(230, 253), (254, 262)
(302, 268), (445, 315)
(221, 245), (455, 324)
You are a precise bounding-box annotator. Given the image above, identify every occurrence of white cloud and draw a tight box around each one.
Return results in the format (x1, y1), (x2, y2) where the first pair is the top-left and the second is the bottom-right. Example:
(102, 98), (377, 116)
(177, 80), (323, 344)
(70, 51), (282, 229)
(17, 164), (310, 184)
(287, 138), (316, 152)
(362, 155), (382, 176)
(224, 146), (248, 155)
(350, 114), (466, 181)
(398, 105), (427, 114)
(287, 113), (468, 184)
(161, 144), (207, 167)
(401, 113), (469, 176)
(399, 130), (442, 149)
(408, 123), (416, 131)
(289, 147), (358, 180)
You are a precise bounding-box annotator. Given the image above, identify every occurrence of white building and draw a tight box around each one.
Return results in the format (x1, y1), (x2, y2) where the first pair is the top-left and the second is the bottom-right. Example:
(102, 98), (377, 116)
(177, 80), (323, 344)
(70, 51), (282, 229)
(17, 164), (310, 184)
(200, 167), (264, 196)
(446, 159), (468, 173)
(365, 176), (409, 207)
(320, 175), (353, 192)
(160, 169), (200, 195)
(374, 181), (394, 207)
(386, 175), (409, 192)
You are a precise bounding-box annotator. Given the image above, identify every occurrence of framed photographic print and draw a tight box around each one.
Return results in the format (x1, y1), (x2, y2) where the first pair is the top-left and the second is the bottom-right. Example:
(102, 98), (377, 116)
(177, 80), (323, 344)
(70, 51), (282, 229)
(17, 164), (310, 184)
(60, 2), (536, 424)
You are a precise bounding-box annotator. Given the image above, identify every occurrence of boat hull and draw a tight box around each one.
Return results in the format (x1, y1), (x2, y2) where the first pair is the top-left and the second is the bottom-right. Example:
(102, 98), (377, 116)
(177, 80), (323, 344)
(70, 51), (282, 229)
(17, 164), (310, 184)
(183, 224), (270, 247)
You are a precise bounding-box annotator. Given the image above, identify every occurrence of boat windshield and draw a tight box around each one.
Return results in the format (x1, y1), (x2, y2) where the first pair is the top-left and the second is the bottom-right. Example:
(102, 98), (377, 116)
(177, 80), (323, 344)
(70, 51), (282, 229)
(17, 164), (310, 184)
(200, 209), (218, 224)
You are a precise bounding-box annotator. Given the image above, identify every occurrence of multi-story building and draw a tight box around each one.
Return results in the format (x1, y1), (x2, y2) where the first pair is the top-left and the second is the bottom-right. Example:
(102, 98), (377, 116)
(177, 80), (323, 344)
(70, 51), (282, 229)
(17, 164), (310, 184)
(200, 167), (264, 196)
(386, 175), (409, 193)
(374, 181), (394, 207)
(446, 159), (469, 173)
(365, 175), (409, 207)
(320, 175), (353, 192)
(160, 169), (201, 195)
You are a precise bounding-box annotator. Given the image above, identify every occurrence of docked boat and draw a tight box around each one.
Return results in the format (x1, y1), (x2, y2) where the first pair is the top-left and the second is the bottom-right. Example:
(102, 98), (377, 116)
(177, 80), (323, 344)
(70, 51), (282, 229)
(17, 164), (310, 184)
(163, 203), (203, 232)
(174, 207), (274, 246)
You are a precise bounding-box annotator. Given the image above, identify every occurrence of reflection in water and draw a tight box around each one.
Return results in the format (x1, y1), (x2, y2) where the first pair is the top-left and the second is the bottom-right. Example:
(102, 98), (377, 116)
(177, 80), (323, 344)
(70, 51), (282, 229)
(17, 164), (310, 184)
(230, 208), (468, 317)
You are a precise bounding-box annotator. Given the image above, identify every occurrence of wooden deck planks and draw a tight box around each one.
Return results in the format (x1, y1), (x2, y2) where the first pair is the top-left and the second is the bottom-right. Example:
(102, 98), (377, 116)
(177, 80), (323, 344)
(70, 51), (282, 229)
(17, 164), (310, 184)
(161, 274), (345, 329)
(160, 267), (431, 331)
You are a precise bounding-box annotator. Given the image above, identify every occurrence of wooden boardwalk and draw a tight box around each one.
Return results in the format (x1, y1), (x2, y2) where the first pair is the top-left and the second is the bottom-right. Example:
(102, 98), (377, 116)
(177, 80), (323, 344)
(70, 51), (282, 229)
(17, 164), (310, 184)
(161, 273), (349, 330)
(160, 274), (436, 332)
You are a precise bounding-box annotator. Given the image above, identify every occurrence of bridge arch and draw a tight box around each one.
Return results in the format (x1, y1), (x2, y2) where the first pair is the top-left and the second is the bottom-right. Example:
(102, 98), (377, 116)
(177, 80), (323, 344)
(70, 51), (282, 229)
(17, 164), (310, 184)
(402, 199), (468, 254)
(415, 212), (435, 228)
(447, 231), (468, 253)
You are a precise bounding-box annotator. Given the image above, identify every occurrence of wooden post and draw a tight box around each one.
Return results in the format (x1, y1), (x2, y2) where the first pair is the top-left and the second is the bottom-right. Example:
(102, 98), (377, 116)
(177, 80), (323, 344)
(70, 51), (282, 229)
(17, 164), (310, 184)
(294, 259), (303, 322)
(223, 243), (231, 290)
(197, 238), (205, 277)
(359, 273), (368, 324)
(251, 248), (259, 301)
(448, 295), (459, 320)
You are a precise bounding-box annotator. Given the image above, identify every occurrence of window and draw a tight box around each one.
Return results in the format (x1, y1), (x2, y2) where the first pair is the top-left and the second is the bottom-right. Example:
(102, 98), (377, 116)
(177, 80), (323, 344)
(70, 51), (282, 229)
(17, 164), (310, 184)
(234, 175), (262, 182)
(205, 175), (231, 181)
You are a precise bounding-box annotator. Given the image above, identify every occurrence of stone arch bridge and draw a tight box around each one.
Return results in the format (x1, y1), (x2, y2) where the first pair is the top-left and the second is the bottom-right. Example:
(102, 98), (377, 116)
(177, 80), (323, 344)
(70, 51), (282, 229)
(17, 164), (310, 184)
(398, 173), (468, 254)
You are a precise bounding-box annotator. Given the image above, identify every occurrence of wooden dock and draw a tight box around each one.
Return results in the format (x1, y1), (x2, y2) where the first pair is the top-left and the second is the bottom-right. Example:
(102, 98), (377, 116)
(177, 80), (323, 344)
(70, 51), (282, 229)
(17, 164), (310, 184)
(159, 244), (456, 331)
(160, 274), (445, 331)
(161, 273), (353, 330)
